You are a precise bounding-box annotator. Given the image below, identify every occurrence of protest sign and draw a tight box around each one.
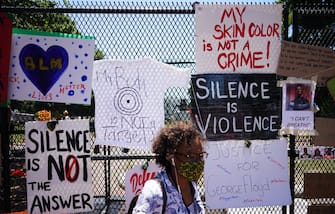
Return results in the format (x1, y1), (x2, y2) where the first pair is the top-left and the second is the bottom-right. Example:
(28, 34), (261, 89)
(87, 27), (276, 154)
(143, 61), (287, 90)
(204, 139), (291, 208)
(281, 79), (316, 134)
(92, 58), (190, 150)
(8, 29), (94, 104)
(195, 4), (282, 74)
(125, 162), (160, 211)
(278, 41), (335, 85)
(0, 13), (12, 107)
(25, 119), (93, 214)
(191, 73), (281, 140)
(314, 117), (335, 146)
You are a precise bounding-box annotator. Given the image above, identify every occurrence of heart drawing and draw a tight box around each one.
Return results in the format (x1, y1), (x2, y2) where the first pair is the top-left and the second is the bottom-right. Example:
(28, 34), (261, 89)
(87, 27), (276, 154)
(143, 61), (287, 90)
(19, 44), (69, 96)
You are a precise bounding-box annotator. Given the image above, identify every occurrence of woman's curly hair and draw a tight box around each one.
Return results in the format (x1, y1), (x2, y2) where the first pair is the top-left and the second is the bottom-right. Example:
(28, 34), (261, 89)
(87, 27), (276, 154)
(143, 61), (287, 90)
(152, 120), (205, 168)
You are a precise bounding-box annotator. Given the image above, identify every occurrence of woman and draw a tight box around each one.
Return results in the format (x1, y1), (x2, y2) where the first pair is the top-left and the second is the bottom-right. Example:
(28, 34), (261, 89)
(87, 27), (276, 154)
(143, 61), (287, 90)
(132, 121), (207, 213)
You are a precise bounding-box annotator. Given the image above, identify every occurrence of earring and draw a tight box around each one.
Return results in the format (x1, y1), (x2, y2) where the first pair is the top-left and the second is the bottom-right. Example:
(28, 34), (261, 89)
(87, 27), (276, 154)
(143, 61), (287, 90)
(171, 157), (176, 166)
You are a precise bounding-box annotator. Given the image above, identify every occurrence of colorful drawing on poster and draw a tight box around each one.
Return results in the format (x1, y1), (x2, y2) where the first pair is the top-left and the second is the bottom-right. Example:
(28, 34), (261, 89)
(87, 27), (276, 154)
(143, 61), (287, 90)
(25, 119), (94, 214)
(0, 13), (12, 107)
(8, 29), (95, 104)
(195, 4), (282, 74)
(280, 79), (316, 135)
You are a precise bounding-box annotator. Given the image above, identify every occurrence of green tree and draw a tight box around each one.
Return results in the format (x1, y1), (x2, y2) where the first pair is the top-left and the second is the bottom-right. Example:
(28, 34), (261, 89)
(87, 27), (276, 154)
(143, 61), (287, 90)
(3, 0), (100, 118)
(277, 0), (335, 118)
(277, 0), (335, 36)
(3, 0), (80, 34)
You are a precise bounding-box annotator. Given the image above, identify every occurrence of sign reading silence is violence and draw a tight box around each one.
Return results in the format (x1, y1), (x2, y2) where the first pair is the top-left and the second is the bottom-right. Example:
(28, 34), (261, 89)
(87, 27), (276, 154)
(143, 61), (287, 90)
(191, 73), (281, 141)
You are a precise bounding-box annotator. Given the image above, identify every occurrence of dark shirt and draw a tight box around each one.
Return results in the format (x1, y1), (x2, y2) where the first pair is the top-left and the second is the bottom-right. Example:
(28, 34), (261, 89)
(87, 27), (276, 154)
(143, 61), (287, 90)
(288, 96), (310, 110)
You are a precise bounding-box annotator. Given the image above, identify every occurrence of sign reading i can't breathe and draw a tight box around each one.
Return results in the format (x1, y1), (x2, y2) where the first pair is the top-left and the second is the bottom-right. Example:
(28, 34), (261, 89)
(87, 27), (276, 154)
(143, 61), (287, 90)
(195, 4), (282, 74)
(191, 73), (281, 140)
(25, 119), (93, 214)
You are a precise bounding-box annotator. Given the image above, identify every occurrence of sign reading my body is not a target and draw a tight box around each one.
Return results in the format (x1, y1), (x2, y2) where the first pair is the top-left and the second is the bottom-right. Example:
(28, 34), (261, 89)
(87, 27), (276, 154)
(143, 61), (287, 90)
(92, 58), (191, 150)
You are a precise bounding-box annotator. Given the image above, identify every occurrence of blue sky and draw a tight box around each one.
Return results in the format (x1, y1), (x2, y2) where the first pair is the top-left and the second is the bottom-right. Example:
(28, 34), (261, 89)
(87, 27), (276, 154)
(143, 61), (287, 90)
(55, 0), (279, 60)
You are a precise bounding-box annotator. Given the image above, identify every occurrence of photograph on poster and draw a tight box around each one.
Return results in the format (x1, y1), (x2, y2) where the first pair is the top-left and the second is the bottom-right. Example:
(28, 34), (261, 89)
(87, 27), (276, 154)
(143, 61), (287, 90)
(312, 147), (324, 160)
(324, 147), (335, 159)
(299, 146), (312, 160)
(286, 83), (311, 111)
(281, 79), (316, 134)
(298, 146), (335, 160)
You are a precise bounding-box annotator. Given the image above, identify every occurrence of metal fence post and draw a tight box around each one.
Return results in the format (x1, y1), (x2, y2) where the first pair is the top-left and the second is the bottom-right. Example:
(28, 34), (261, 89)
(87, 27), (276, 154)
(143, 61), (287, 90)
(289, 135), (296, 214)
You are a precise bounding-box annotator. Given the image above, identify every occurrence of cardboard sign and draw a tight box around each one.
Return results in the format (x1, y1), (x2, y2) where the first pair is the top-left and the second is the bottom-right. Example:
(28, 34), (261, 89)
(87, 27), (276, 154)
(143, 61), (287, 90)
(92, 58), (190, 150)
(25, 119), (94, 214)
(204, 139), (291, 208)
(191, 73), (281, 140)
(125, 162), (160, 211)
(8, 29), (95, 104)
(278, 41), (335, 85)
(195, 4), (282, 74)
(314, 117), (335, 146)
(0, 13), (12, 107)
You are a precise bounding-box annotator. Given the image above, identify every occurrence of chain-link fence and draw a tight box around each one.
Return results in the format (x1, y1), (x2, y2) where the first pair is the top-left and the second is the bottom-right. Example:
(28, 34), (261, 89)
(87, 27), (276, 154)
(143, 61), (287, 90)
(1, 1), (334, 213)
(290, 2), (335, 214)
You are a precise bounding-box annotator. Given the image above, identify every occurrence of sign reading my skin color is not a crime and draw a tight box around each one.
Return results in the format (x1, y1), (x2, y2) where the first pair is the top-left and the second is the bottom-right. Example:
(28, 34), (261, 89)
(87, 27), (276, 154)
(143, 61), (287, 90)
(25, 119), (93, 214)
(195, 4), (282, 74)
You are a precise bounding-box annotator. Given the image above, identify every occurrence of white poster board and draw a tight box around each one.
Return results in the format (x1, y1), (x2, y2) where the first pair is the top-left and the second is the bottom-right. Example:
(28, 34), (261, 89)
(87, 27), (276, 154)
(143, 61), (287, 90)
(281, 79), (316, 135)
(92, 58), (190, 150)
(125, 162), (160, 211)
(25, 119), (94, 214)
(204, 139), (291, 208)
(8, 29), (94, 104)
(195, 4), (282, 74)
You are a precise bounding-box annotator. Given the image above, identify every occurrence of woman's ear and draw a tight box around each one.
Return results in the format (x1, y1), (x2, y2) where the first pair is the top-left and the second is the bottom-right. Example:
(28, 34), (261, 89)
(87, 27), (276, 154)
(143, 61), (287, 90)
(166, 153), (173, 160)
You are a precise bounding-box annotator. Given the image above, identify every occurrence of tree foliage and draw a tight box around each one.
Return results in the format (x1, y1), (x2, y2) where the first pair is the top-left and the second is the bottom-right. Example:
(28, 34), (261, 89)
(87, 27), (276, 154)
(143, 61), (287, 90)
(3, 0), (80, 34)
(3, 0), (99, 118)
(277, 0), (335, 30)
(277, 0), (335, 118)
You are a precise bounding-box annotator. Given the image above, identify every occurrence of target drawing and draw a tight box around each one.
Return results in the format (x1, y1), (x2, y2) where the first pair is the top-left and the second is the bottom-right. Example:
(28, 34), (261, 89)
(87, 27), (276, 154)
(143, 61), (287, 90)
(114, 87), (143, 115)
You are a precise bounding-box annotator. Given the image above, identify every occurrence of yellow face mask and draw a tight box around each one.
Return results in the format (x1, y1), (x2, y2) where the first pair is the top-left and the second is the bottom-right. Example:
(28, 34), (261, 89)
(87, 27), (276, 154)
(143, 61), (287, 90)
(178, 160), (204, 181)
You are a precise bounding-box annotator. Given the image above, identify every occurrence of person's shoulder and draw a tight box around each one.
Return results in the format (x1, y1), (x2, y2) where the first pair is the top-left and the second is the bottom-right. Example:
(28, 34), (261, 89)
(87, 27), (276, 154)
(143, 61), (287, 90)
(144, 178), (162, 187)
(141, 178), (164, 195)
